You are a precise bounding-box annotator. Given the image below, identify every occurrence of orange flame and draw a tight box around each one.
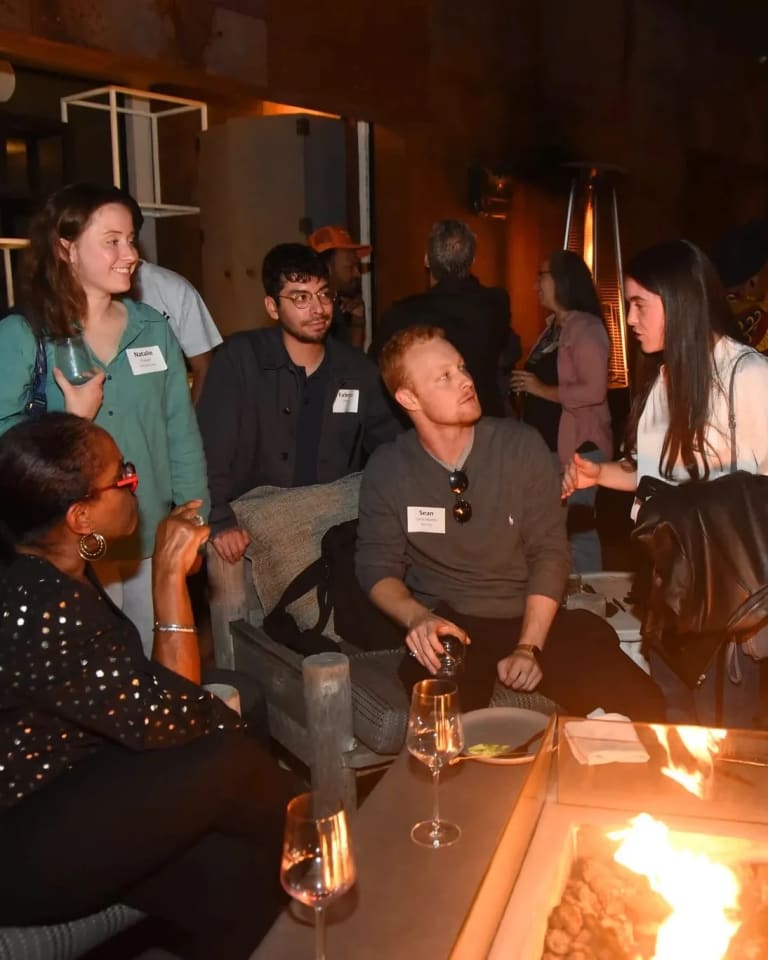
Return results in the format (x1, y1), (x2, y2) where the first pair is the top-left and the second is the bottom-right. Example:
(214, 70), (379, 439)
(583, 192), (595, 275)
(650, 724), (727, 797)
(610, 813), (740, 960)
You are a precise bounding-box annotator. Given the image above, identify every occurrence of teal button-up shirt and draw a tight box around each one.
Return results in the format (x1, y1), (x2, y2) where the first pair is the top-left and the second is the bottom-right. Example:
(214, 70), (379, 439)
(0, 301), (209, 560)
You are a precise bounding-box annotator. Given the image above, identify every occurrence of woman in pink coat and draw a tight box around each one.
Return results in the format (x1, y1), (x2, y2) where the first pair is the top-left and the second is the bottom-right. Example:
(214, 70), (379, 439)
(510, 250), (611, 571)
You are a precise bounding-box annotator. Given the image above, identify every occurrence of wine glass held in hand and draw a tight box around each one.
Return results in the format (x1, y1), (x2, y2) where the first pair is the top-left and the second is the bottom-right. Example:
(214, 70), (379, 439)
(406, 679), (465, 848)
(280, 792), (356, 960)
(54, 335), (94, 385)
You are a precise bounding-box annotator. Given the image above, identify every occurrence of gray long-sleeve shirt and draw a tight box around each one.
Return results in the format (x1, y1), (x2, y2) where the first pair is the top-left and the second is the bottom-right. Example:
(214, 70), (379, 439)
(355, 417), (570, 619)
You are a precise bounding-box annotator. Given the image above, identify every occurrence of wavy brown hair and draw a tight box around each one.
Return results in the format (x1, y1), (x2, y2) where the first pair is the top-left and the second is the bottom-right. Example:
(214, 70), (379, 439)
(19, 183), (134, 338)
(623, 239), (733, 480)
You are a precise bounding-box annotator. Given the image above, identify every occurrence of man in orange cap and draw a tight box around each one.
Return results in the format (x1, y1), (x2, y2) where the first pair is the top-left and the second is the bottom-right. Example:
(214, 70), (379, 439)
(309, 225), (371, 348)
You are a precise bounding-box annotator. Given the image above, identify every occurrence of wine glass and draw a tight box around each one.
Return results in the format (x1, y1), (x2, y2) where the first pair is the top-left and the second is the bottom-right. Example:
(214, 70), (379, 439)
(406, 679), (464, 848)
(53, 335), (94, 385)
(280, 792), (356, 960)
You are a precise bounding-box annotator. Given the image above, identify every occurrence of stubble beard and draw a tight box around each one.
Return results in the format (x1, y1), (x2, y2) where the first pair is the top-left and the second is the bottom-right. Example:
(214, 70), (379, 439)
(293, 324), (329, 345)
(283, 315), (331, 345)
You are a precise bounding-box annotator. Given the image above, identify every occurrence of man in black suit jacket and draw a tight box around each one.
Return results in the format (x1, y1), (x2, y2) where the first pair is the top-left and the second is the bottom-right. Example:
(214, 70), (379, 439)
(370, 219), (520, 417)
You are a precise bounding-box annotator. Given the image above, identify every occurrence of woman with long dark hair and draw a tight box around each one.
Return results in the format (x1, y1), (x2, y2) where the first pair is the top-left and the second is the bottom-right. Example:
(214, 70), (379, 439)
(511, 249), (611, 571)
(563, 239), (768, 726)
(0, 183), (208, 653)
(0, 413), (296, 959)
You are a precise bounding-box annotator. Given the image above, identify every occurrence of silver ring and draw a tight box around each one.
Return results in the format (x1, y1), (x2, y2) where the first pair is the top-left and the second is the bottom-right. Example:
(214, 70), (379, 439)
(190, 513), (206, 527)
(409, 649), (417, 658)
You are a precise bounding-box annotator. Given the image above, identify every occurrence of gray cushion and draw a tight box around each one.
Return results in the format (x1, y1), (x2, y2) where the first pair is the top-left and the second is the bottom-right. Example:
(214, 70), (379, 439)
(346, 648), (410, 754)
(0, 904), (144, 960)
(488, 682), (560, 714)
(233, 474), (362, 642)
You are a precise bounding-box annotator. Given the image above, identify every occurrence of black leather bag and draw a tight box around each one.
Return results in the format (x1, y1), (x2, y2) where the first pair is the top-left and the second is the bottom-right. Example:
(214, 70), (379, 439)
(634, 471), (768, 633)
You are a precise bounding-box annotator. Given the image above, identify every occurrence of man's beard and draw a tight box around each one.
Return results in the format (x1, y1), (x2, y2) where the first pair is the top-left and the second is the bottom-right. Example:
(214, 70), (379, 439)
(292, 321), (330, 344)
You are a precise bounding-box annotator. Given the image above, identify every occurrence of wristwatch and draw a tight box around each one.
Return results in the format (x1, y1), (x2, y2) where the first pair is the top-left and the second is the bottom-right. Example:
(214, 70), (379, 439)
(515, 643), (542, 661)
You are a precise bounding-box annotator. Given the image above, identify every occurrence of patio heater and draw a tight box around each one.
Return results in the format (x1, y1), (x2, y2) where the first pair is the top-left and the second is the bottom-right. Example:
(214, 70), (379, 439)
(562, 162), (629, 390)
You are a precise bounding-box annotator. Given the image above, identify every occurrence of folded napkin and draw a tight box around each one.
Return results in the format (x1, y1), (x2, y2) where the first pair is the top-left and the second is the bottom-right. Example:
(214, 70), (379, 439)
(564, 711), (650, 766)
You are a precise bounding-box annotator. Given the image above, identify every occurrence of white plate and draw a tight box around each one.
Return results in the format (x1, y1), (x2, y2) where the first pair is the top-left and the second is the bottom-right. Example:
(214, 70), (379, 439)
(461, 707), (550, 765)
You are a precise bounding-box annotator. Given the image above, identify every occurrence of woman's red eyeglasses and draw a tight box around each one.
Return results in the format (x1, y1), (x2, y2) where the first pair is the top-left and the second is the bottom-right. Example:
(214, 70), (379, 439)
(89, 461), (139, 496)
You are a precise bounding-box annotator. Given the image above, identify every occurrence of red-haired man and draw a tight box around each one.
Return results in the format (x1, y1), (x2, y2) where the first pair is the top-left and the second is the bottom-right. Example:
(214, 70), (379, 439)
(355, 326), (664, 718)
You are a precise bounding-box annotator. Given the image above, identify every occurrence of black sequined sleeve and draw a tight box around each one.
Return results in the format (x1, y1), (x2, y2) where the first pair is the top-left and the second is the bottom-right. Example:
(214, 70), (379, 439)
(4, 571), (240, 750)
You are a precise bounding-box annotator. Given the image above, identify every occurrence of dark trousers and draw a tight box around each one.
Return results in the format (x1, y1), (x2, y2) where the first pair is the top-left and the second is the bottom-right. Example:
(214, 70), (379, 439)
(649, 645), (762, 729)
(0, 731), (299, 960)
(398, 605), (666, 721)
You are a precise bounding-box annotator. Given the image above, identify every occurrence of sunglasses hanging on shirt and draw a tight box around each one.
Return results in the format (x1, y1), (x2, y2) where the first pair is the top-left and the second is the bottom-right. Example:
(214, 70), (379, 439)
(448, 469), (472, 524)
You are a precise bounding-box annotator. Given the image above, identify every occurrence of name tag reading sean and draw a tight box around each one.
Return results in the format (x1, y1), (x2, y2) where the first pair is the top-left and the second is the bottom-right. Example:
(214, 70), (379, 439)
(127, 346), (167, 376)
(332, 388), (359, 413)
(407, 506), (446, 534)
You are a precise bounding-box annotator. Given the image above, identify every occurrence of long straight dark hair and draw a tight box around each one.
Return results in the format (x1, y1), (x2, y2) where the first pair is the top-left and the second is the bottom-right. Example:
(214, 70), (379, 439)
(624, 239), (733, 480)
(548, 249), (604, 319)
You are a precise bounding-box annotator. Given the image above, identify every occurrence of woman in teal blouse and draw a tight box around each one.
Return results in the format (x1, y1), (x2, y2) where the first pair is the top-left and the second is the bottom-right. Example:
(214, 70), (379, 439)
(0, 183), (209, 653)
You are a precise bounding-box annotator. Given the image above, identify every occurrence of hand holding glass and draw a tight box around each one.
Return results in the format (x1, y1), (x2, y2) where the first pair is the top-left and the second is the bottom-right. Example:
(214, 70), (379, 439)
(54, 336), (94, 385)
(280, 792), (356, 960)
(436, 634), (466, 679)
(406, 679), (464, 848)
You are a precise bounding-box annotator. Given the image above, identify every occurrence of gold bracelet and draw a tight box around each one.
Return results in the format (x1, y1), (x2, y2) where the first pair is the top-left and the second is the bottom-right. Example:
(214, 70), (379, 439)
(153, 622), (197, 634)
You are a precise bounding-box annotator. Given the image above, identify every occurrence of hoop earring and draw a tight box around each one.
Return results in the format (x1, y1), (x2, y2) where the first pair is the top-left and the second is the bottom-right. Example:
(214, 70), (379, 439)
(78, 531), (107, 561)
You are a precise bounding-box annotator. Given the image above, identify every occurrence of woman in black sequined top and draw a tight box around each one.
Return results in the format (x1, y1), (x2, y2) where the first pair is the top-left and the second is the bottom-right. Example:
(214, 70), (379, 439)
(0, 413), (297, 959)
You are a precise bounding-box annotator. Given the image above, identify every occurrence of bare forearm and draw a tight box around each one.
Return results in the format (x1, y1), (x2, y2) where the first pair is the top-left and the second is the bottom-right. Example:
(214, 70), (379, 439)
(596, 460), (638, 492)
(496, 593), (557, 691)
(537, 383), (560, 403)
(188, 352), (213, 405)
(151, 571), (201, 683)
(369, 577), (430, 629)
(518, 593), (560, 651)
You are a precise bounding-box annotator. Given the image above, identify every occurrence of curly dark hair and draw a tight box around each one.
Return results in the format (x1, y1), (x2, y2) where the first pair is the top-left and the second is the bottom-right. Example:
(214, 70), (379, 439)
(261, 243), (328, 302)
(0, 413), (110, 562)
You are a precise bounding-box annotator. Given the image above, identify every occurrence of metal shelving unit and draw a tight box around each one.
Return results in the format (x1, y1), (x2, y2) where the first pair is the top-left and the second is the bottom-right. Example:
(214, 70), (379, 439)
(60, 85), (208, 218)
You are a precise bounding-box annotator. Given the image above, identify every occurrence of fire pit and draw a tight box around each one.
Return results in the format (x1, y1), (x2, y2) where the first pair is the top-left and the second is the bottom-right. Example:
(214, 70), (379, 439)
(449, 717), (768, 960)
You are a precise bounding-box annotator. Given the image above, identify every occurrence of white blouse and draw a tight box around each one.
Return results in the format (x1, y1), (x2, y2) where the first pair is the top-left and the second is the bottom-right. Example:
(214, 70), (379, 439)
(636, 336), (768, 484)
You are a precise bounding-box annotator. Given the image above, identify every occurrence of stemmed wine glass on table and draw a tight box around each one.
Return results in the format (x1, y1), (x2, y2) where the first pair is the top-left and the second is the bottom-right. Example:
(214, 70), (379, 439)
(406, 679), (465, 848)
(280, 792), (356, 960)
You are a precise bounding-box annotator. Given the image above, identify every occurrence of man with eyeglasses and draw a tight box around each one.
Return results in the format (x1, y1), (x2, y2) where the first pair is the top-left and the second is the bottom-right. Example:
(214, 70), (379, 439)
(197, 243), (400, 564)
(355, 325), (664, 719)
